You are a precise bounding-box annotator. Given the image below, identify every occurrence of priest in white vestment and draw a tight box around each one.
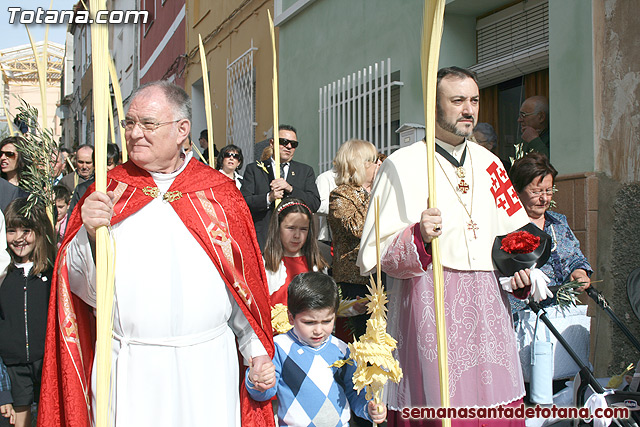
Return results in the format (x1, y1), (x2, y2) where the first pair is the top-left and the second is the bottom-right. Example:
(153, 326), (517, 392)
(358, 67), (532, 427)
(38, 81), (275, 427)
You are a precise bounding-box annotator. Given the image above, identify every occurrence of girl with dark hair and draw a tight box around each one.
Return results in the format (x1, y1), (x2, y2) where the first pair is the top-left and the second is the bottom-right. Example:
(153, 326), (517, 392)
(263, 198), (328, 310)
(215, 145), (244, 189)
(0, 198), (55, 427)
(0, 137), (26, 187)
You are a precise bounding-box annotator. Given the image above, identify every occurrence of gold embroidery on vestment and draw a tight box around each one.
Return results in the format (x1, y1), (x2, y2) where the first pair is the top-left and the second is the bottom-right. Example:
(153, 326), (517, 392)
(142, 186), (182, 202)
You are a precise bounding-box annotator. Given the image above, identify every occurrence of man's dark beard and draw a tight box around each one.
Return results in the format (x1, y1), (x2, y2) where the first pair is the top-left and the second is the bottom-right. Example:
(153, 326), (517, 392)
(436, 108), (475, 138)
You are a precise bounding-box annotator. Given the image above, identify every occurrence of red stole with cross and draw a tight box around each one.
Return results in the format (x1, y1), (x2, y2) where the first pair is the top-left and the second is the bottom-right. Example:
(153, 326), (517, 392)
(38, 159), (275, 427)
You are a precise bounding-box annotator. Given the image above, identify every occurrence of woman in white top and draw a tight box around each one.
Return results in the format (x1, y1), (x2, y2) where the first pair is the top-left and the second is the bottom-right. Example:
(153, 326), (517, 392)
(216, 144), (244, 189)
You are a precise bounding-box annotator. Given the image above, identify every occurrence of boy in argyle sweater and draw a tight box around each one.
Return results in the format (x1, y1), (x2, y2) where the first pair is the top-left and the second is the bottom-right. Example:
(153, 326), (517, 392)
(245, 272), (386, 426)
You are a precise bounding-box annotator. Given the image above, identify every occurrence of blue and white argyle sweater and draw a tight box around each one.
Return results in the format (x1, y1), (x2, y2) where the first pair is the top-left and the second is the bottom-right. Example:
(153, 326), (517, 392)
(246, 330), (372, 426)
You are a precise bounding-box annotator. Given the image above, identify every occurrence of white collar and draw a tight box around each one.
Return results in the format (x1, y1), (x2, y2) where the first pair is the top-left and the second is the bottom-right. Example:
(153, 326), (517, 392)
(436, 138), (468, 162)
(15, 261), (33, 277)
(148, 151), (192, 182)
(270, 157), (290, 166)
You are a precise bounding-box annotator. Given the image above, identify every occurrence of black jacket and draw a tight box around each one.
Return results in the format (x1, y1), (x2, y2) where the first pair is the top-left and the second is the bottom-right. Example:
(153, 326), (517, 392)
(0, 266), (52, 364)
(0, 178), (27, 213)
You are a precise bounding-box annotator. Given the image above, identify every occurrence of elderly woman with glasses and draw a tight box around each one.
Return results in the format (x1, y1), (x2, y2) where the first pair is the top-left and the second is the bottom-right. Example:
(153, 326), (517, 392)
(509, 153), (593, 403)
(215, 144), (244, 189)
(0, 137), (26, 187)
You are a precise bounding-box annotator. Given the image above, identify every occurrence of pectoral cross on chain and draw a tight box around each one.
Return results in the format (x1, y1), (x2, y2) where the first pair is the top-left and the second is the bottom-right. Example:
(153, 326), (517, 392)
(457, 179), (469, 194)
(467, 220), (479, 239)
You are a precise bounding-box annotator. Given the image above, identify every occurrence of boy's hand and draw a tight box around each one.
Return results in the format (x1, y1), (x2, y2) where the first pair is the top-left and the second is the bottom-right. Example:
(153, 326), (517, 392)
(248, 356), (276, 392)
(1, 403), (15, 424)
(368, 401), (387, 424)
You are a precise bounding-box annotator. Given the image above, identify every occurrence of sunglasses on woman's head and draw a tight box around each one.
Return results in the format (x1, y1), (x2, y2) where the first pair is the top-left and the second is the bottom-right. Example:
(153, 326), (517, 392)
(0, 151), (16, 158)
(223, 152), (241, 160)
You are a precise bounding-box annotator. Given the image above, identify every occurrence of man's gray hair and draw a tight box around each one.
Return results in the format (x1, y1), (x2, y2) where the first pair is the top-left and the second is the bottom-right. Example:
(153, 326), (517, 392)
(529, 95), (549, 117)
(130, 80), (192, 121)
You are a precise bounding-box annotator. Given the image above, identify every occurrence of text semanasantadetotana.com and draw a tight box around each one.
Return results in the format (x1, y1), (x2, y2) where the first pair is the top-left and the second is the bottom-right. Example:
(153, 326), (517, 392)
(8, 7), (148, 25)
(401, 404), (631, 420)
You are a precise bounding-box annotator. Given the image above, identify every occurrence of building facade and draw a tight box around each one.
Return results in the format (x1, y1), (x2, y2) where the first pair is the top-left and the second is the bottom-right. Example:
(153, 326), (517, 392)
(274, 0), (640, 376)
(184, 0), (275, 170)
(139, 0), (186, 86)
(0, 42), (63, 140)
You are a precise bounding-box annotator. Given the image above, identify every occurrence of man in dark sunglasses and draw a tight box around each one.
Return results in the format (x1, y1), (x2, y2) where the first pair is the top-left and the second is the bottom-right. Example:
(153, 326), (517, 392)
(241, 124), (320, 251)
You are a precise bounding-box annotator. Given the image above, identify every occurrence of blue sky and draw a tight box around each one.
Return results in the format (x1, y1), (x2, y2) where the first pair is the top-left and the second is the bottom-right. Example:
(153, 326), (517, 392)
(1, 2), (73, 51)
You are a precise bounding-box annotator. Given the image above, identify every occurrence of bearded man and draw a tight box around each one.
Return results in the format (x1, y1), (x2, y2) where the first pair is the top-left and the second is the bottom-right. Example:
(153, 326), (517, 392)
(358, 67), (532, 427)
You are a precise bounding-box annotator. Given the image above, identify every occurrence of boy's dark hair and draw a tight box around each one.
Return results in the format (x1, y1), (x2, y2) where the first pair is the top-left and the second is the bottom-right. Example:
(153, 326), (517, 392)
(53, 185), (71, 204)
(288, 272), (340, 317)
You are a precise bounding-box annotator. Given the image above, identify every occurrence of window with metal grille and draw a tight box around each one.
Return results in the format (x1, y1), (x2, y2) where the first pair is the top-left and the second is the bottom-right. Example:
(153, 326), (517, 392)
(318, 58), (402, 173)
(470, 0), (548, 88)
(226, 41), (257, 172)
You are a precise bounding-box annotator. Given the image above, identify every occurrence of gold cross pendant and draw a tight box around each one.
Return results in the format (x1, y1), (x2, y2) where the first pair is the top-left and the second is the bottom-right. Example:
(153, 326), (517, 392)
(467, 220), (479, 239)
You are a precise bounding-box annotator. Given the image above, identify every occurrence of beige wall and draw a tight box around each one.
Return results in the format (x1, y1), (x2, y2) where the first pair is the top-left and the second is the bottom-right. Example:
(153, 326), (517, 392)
(184, 0), (275, 149)
(8, 84), (62, 139)
(589, 0), (640, 376)
(593, 0), (640, 183)
(554, 173), (599, 267)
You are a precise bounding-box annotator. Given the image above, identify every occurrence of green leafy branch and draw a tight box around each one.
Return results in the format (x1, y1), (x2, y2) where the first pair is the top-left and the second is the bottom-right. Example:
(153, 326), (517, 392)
(13, 97), (58, 227)
(556, 279), (600, 312)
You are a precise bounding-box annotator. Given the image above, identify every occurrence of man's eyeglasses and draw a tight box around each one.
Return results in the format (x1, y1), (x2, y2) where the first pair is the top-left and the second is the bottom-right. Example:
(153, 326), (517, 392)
(279, 138), (299, 149)
(518, 111), (537, 119)
(223, 152), (241, 160)
(0, 150), (16, 158)
(120, 119), (180, 132)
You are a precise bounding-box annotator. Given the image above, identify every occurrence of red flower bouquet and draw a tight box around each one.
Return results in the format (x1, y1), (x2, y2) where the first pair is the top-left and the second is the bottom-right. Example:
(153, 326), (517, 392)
(500, 231), (540, 254)
(492, 223), (551, 277)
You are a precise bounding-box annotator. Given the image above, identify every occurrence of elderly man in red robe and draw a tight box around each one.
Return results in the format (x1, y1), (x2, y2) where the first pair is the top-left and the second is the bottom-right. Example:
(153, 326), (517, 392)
(39, 81), (275, 426)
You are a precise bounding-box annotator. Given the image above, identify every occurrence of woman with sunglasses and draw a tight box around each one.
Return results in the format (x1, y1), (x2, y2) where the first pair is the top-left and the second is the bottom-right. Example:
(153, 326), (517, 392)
(0, 137), (26, 188)
(215, 144), (244, 189)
